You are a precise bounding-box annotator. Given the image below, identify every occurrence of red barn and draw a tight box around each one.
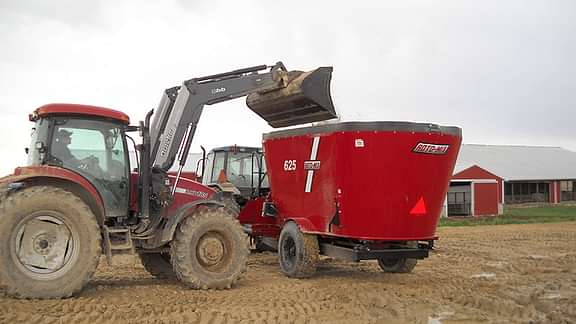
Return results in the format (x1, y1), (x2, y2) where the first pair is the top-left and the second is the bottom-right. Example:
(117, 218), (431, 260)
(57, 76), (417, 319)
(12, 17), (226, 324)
(444, 145), (576, 217)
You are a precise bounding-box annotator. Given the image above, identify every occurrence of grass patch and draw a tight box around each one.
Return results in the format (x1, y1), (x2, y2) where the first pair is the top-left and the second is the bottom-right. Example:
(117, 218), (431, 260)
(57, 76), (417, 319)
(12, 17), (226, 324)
(439, 205), (576, 227)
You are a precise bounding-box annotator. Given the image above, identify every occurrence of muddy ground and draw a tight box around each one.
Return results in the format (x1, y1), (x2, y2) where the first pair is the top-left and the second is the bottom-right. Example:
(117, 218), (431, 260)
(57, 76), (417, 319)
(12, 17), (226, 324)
(1, 222), (575, 324)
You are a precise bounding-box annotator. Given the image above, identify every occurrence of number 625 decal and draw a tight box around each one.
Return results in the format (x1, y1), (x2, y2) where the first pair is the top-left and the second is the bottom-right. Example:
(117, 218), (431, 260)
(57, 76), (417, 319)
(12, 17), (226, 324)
(283, 160), (296, 171)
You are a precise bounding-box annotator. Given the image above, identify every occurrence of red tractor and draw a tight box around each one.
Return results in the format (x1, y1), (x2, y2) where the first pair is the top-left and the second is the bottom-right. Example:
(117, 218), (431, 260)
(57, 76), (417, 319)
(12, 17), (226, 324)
(202, 121), (462, 278)
(0, 62), (336, 298)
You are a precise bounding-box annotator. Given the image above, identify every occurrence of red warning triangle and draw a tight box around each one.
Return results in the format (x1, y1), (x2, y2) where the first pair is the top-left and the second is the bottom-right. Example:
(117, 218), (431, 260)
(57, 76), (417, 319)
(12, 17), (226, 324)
(410, 197), (427, 215)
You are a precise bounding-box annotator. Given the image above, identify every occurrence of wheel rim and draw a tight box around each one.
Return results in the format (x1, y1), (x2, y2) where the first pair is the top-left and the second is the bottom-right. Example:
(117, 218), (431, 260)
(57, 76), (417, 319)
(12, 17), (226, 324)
(12, 212), (78, 279)
(196, 231), (231, 272)
(281, 236), (297, 269)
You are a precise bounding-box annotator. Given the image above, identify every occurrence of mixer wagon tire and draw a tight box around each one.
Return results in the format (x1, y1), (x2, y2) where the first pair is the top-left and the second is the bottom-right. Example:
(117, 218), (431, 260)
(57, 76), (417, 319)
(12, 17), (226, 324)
(278, 221), (319, 278)
(0, 186), (101, 299)
(377, 241), (418, 273)
(377, 257), (417, 273)
(139, 253), (175, 279)
(171, 206), (249, 289)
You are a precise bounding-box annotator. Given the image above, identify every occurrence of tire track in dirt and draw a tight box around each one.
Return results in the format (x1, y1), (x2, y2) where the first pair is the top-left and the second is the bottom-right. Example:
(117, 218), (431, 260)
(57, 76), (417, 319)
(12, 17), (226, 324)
(0, 222), (575, 323)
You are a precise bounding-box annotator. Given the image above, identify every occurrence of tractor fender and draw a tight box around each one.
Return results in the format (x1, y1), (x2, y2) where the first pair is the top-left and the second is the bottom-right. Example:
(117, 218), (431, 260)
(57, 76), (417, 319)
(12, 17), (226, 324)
(0, 166), (105, 224)
(160, 199), (226, 244)
(283, 217), (318, 234)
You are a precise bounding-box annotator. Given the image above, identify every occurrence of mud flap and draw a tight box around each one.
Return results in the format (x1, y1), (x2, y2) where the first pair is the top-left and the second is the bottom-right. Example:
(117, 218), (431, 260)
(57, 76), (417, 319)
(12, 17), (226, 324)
(246, 67), (337, 128)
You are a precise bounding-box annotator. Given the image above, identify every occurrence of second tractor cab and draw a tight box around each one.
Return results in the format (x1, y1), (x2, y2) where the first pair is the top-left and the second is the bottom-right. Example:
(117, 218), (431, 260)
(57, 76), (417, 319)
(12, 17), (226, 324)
(201, 146), (278, 251)
(202, 146), (269, 201)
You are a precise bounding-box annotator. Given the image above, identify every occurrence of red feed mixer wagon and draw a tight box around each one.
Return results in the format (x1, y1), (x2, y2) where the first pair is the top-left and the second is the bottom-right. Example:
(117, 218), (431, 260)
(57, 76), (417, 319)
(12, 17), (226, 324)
(228, 122), (462, 277)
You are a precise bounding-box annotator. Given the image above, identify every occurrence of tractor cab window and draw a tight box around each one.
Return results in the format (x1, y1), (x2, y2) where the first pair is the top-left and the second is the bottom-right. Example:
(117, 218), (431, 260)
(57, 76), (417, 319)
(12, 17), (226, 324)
(227, 152), (253, 188)
(210, 151), (226, 183)
(49, 118), (129, 217)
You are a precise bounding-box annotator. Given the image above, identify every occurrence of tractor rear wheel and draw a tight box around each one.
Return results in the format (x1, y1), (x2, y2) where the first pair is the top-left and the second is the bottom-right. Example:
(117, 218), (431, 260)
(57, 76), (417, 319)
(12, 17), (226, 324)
(139, 252), (175, 279)
(170, 206), (249, 289)
(278, 221), (319, 278)
(377, 241), (418, 273)
(0, 186), (101, 299)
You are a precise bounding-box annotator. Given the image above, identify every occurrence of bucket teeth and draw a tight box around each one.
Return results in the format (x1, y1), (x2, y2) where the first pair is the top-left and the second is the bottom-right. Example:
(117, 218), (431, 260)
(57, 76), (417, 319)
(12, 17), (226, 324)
(246, 67), (337, 128)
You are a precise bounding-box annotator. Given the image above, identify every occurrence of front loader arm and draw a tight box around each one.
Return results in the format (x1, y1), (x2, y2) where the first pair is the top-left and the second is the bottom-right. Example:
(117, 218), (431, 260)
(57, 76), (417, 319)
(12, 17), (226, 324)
(137, 61), (335, 225)
(151, 63), (286, 172)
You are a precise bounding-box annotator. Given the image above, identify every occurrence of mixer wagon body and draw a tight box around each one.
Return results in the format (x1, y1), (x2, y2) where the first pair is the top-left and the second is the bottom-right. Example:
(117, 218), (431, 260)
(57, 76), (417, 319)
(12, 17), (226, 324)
(263, 121), (461, 241)
(259, 122), (461, 276)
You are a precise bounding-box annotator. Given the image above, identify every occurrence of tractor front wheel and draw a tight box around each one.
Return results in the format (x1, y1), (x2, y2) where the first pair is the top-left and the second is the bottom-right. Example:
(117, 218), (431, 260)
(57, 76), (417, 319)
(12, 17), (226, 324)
(170, 206), (249, 289)
(278, 221), (319, 278)
(0, 186), (101, 299)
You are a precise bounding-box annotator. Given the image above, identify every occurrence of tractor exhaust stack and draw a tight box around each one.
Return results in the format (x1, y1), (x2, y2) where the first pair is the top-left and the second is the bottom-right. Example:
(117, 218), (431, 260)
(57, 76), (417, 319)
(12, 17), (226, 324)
(246, 67), (337, 128)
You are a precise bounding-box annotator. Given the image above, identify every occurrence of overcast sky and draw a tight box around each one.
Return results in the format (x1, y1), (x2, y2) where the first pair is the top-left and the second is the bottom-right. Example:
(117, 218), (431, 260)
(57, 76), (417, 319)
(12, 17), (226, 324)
(1, 0), (575, 175)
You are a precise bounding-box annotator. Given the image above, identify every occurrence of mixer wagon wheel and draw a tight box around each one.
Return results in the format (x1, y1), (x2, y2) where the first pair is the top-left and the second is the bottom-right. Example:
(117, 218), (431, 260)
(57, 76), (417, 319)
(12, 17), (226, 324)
(170, 206), (249, 289)
(278, 221), (319, 278)
(377, 241), (418, 273)
(139, 252), (175, 279)
(0, 186), (101, 299)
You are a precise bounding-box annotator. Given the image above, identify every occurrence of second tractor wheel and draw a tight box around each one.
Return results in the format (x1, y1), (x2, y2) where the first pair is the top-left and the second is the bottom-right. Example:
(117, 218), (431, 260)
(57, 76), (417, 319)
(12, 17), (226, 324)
(139, 252), (175, 279)
(278, 221), (319, 278)
(171, 206), (249, 289)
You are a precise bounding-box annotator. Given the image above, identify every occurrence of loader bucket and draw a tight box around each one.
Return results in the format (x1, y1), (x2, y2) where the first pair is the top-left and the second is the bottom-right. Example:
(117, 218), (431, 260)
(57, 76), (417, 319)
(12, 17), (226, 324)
(246, 67), (337, 128)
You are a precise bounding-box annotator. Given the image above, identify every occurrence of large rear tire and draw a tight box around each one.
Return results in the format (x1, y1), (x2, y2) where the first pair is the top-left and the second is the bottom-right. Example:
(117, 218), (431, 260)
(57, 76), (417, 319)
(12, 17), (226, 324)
(0, 186), (101, 299)
(278, 221), (319, 278)
(170, 206), (249, 289)
(139, 252), (175, 279)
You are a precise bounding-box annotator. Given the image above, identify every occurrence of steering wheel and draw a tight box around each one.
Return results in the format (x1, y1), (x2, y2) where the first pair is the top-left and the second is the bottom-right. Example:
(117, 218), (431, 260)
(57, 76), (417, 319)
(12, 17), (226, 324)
(78, 155), (104, 177)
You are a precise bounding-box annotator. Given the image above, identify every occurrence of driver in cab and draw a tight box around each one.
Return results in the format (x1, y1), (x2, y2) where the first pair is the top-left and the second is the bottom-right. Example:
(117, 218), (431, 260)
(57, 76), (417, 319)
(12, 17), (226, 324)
(52, 129), (99, 170)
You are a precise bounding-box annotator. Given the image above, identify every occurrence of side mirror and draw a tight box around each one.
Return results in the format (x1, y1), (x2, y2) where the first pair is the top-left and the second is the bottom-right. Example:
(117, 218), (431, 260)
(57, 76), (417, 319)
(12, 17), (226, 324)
(24, 147), (29, 154)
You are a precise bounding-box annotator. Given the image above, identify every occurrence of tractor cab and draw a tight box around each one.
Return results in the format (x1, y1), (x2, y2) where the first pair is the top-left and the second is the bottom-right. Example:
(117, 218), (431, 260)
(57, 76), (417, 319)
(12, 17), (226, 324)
(202, 146), (268, 201)
(27, 104), (132, 218)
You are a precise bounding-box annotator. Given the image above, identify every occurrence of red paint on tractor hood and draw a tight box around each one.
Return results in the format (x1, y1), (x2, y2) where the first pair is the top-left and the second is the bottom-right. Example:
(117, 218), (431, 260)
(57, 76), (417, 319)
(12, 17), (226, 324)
(35, 103), (130, 124)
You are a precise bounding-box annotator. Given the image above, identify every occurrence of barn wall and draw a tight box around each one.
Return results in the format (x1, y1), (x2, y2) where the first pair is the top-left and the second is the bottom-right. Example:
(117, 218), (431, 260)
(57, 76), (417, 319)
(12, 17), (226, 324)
(453, 165), (503, 216)
(453, 166), (503, 203)
(474, 183), (499, 216)
(549, 181), (561, 204)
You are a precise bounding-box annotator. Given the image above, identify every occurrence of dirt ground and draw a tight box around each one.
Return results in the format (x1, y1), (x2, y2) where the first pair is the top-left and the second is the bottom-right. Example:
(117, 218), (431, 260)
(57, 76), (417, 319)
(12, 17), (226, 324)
(1, 222), (575, 324)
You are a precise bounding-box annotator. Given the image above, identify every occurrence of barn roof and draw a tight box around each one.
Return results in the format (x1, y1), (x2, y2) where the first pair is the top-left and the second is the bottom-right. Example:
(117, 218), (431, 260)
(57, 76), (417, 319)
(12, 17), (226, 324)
(454, 144), (576, 181)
